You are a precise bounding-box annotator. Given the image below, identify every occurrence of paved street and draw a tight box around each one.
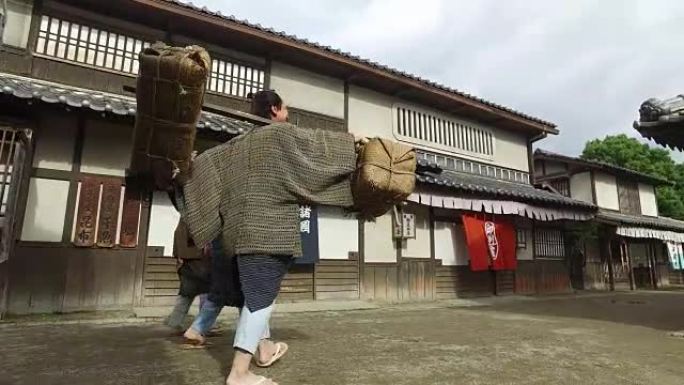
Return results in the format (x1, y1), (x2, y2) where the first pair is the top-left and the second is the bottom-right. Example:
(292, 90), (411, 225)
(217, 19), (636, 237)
(2, 292), (684, 385)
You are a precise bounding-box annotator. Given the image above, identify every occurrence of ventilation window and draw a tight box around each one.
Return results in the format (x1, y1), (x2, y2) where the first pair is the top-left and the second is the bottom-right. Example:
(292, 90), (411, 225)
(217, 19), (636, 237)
(395, 106), (494, 158)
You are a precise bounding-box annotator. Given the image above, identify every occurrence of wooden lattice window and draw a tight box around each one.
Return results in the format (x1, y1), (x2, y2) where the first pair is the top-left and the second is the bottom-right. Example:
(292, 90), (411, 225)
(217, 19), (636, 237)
(208, 58), (265, 98)
(395, 106), (494, 158)
(534, 228), (565, 259)
(35, 15), (265, 99)
(618, 180), (641, 215)
(35, 15), (149, 74)
(550, 178), (570, 197)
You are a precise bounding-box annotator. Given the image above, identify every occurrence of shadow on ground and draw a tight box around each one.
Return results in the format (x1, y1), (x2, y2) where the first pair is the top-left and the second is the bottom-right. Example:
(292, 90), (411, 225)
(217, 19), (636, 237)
(3, 292), (684, 385)
(465, 291), (684, 331)
(203, 326), (311, 375)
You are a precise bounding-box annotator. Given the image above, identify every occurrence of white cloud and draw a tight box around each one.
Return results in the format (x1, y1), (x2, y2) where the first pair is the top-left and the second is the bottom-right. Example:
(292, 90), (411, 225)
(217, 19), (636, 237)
(331, 0), (446, 55)
(191, 0), (684, 157)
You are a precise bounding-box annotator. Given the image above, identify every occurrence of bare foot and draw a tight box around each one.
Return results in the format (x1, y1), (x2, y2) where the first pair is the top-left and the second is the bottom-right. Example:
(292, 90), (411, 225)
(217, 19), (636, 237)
(255, 341), (288, 367)
(256, 340), (277, 363)
(226, 372), (278, 385)
(182, 327), (205, 345)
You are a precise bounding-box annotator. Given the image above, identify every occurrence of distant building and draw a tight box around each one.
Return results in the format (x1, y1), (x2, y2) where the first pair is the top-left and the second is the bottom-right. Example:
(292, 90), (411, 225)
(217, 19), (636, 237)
(534, 149), (684, 291)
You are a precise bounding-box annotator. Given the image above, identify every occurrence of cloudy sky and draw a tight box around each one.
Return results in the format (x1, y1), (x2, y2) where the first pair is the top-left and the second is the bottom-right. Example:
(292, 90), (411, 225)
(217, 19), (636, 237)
(194, 0), (684, 157)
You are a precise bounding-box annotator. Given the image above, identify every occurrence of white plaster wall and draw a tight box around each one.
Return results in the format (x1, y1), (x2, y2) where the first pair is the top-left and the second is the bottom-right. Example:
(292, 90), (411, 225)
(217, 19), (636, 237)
(20, 177), (70, 242)
(80, 120), (133, 176)
(348, 85), (394, 139)
(33, 114), (77, 171)
(318, 206), (358, 260)
(570, 172), (594, 204)
(638, 183), (658, 217)
(517, 228), (534, 260)
(594, 172), (619, 210)
(3, 0), (33, 48)
(363, 211), (396, 263)
(269, 61), (345, 119)
(349, 85), (529, 171)
(434, 221), (469, 266)
(147, 191), (180, 256)
(401, 204), (431, 259)
(513, 217), (534, 261)
(494, 128), (529, 172)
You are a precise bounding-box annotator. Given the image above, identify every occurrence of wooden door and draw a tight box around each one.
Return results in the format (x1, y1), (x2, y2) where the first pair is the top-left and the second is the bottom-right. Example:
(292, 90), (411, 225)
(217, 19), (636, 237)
(399, 258), (434, 301)
(610, 241), (631, 290)
(0, 128), (33, 317)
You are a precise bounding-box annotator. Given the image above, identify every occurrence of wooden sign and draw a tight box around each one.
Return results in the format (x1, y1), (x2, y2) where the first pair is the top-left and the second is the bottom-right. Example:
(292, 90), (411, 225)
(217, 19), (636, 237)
(392, 211), (416, 239)
(96, 180), (122, 248)
(119, 183), (141, 248)
(401, 213), (416, 239)
(73, 177), (100, 247)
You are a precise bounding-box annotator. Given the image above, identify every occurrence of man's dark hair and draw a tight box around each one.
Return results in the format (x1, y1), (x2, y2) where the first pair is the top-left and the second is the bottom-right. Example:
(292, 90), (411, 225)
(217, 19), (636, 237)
(248, 90), (283, 119)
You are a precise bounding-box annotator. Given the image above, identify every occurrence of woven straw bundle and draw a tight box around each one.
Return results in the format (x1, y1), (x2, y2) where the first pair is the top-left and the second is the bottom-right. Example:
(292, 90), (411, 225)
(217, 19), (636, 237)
(352, 138), (416, 218)
(129, 42), (211, 189)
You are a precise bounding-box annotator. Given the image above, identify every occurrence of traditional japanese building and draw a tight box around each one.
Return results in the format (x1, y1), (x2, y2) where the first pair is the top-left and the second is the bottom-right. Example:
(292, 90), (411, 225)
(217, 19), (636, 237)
(534, 149), (684, 291)
(0, 0), (595, 316)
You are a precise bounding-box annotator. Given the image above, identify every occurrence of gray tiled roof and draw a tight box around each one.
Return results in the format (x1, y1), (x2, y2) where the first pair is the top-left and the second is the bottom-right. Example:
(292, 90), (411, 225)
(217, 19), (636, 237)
(636, 95), (684, 126)
(415, 159), (595, 210)
(534, 149), (671, 186)
(160, 0), (555, 129)
(634, 95), (684, 150)
(597, 210), (684, 232)
(0, 73), (254, 135)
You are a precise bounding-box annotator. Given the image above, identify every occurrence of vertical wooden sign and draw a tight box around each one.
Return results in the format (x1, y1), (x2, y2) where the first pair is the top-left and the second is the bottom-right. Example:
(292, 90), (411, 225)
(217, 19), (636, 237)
(119, 182), (142, 248)
(73, 177), (100, 247)
(96, 179), (122, 248)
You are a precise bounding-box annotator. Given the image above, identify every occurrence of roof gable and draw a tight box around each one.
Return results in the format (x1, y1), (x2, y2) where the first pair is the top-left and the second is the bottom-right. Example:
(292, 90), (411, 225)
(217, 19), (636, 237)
(59, 0), (558, 135)
(534, 149), (671, 186)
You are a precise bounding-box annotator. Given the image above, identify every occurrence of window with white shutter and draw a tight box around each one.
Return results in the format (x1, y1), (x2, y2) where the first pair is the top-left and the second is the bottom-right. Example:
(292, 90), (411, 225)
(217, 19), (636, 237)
(394, 105), (495, 159)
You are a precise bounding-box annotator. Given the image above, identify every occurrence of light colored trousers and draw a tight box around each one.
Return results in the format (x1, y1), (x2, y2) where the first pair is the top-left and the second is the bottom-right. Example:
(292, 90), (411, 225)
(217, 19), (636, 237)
(190, 299), (274, 355)
(165, 294), (207, 330)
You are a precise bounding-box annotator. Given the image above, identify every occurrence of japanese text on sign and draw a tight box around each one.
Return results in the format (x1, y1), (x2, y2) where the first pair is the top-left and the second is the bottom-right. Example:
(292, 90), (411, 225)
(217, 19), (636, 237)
(300, 205), (312, 234)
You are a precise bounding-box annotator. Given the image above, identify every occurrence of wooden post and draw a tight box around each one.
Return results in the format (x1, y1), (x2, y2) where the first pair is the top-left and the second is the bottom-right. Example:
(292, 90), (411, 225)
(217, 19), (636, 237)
(358, 218), (365, 298)
(62, 116), (85, 244)
(428, 207), (436, 300)
(618, 241), (626, 290)
(531, 221), (538, 294)
(625, 241), (635, 291)
(603, 229), (615, 291)
(647, 242), (657, 290)
(132, 190), (152, 307)
(396, 236), (404, 302)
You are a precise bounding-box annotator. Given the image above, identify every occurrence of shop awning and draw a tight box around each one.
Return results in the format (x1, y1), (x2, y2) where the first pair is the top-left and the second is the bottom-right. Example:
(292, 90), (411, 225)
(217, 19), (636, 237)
(409, 190), (594, 221)
(616, 227), (684, 243)
(413, 161), (596, 220)
(598, 210), (684, 242)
